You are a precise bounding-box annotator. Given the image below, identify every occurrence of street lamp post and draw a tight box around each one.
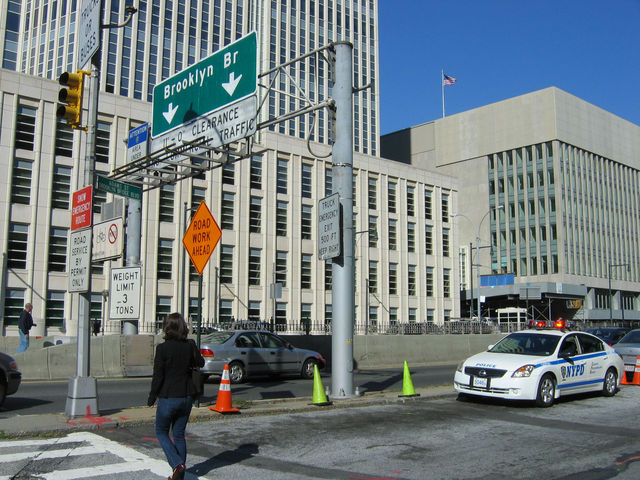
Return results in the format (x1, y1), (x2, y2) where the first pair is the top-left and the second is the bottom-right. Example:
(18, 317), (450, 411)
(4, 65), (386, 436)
(608, 262), (630, 322)
(476, 206), (503, 320)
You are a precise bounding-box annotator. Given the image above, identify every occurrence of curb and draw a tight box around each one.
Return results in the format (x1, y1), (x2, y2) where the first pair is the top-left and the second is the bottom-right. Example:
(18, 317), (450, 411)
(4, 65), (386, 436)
(0, 386), (456, 438)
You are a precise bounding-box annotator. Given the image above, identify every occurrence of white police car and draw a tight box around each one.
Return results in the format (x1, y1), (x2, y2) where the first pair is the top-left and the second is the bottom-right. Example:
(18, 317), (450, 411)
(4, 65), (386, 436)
(454, 329), (624, 407)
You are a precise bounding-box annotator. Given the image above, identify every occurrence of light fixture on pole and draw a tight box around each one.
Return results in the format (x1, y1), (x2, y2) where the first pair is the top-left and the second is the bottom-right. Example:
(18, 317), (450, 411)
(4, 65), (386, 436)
(608, 262), (630, 322)
(476, 205), (503, 320)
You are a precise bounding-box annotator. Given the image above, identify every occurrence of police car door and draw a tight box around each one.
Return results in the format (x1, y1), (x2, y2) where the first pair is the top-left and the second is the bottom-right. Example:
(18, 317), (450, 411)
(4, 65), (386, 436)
(577, 333), (607, 391)
(556, 334), (590, 394)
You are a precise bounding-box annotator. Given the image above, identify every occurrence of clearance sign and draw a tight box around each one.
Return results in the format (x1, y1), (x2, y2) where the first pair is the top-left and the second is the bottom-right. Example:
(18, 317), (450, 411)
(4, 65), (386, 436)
(182, 201), (221, 275)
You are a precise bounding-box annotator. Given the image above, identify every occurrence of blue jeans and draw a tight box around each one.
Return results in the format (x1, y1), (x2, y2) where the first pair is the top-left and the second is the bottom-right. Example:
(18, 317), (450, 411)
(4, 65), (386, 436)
(17, 330), (29, 353)
(155, 396), (193, 469)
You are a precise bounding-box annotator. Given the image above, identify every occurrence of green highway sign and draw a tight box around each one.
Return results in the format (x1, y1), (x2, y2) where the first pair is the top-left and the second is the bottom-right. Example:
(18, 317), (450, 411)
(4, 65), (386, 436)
(96, 175), (142, 201)
(152, 31), (257, 138)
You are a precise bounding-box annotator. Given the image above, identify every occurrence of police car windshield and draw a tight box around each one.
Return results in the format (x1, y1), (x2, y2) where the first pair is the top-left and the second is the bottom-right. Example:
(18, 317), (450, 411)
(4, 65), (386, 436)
(489, 333), (561, 356)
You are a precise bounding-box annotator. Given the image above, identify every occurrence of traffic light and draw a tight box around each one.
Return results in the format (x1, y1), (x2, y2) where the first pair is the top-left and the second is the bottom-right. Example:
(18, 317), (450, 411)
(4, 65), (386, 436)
(57, 70), (86, 127)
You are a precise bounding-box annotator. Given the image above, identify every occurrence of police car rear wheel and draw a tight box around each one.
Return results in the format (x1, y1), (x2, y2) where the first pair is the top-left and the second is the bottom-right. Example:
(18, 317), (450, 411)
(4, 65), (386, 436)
(602, 368), (617, 397)
(536, 374), (555, 408)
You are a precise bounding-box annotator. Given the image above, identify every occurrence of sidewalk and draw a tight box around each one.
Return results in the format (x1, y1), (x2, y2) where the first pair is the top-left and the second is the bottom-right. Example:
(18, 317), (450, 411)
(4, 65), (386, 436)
(0, 385), (455, 437)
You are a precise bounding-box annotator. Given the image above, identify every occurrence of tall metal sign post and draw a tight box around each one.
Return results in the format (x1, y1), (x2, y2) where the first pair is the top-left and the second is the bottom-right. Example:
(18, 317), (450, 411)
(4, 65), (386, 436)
(330, 42), (356, 399)
(66, 0), (101, 418)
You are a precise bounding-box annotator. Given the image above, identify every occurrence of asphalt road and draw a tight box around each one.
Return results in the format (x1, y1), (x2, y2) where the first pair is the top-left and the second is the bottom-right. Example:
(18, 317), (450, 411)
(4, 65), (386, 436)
(2, 385), (639, 479)
(2, 364), (455, 416)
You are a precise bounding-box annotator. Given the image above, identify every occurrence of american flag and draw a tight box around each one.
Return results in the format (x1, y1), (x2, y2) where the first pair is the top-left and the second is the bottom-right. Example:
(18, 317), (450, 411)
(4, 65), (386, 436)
(443, 73), (456, 86)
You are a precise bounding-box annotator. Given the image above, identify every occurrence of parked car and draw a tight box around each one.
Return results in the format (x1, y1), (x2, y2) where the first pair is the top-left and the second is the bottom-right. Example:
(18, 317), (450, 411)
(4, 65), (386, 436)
(612, 329), (640, 382)
(0, 351), (22, 407)
(454, 328), (623, 407)
(585, 327), (630, 346)
(198, 330), (326, 384)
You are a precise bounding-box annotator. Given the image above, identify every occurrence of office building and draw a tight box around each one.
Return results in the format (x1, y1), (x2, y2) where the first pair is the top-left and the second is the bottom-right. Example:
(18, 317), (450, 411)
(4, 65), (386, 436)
(382, 87), (640, 324)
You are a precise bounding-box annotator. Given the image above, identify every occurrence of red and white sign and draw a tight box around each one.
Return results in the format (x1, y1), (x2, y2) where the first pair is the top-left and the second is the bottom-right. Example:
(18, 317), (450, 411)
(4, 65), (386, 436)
(92, 217), (124, 262)
(71, 186), (93, 231)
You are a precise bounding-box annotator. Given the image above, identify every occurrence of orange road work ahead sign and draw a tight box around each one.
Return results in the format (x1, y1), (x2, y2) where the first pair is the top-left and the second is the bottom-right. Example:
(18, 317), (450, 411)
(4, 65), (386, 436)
(182, 201), (221, 275)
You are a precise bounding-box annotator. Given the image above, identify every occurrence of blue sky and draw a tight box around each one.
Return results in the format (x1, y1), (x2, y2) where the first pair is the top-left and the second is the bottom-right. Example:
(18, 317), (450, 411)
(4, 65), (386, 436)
(377, 0), (640, 134)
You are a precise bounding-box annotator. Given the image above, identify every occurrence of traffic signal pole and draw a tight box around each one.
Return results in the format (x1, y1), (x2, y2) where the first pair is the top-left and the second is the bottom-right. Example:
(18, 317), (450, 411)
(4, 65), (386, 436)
(65, 60), (99, 418)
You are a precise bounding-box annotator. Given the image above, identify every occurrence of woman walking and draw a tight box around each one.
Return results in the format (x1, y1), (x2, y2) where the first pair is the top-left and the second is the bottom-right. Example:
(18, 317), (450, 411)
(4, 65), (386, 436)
(148, 312), (204, 480)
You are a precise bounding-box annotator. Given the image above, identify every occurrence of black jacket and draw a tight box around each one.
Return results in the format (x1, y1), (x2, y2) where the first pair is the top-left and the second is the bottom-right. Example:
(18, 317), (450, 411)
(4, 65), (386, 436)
(18, 309), (34, 334)
(147, 338), (205, 406)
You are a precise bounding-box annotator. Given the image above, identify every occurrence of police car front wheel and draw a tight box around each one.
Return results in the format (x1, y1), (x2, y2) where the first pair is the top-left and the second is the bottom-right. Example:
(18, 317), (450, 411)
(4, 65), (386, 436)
(536, 374), (556, 408)
(602, 368), (618, 397)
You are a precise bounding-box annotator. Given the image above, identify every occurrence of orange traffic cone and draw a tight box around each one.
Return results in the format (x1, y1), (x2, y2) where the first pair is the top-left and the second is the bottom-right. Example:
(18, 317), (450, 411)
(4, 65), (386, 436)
(621, 356), (640, 385)
(209, 364), (240, 414)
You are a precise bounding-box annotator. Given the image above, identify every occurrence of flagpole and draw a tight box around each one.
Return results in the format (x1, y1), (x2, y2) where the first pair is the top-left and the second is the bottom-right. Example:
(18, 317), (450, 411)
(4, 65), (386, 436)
(441, 69), (445, 118)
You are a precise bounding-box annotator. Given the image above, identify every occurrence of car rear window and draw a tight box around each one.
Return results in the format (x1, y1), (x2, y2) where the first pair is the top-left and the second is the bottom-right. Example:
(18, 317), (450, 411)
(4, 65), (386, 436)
(618, 331), (640, 344)
(201, 332), (234, 344)
(489, 332), (561, 356)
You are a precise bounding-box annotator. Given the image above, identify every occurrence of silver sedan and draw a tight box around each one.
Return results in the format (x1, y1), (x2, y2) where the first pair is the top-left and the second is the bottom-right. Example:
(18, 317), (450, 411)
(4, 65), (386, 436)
(613, 329), (640, 381)
(198, 330), (326, 384)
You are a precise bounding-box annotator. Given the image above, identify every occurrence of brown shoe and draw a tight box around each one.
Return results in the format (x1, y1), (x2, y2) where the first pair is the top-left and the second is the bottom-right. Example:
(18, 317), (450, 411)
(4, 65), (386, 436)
(169, 463), (185, 480)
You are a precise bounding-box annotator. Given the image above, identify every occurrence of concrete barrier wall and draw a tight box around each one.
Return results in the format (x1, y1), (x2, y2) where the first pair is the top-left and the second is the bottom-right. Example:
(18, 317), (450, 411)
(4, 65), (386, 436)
(8, 333), (505, 380)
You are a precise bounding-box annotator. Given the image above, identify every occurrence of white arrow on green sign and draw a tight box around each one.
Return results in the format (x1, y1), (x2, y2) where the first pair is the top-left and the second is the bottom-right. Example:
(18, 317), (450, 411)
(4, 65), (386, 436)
(152, 31), (257, 138)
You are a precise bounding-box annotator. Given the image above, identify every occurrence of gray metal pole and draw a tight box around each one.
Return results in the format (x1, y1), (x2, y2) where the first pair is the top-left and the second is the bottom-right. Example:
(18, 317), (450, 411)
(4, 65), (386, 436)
(331, 41), (356, 399)
(469, 242), (473, 318)
(66, 61), (99, 418)
(122, 197), (141, 335)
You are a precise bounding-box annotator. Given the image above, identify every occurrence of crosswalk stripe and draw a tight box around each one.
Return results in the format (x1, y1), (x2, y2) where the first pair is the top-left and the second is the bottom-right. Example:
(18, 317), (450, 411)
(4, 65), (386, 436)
(0, 445), (105, 463)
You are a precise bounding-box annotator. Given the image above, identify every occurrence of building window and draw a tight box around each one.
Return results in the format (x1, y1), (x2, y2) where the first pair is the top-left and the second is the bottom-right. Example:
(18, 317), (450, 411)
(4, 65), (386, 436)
(275, 302), (287, 326)
(50, 165), (72, 210)
(11, 159), (33, 205)
(407, 185), (415, 216)
(369, 261), (378, 293)
(55, 122), (74, 157)
(276, 201), (288, 237)
(95, 121), (111, 164)
(427, 309), (435, 323)
(388, 180), (396, 213)
(369, 306), (378, 332)
(301, 163), (313, 199)
(2, 0), (20, 70)
(426, 267), (434, 297)
(325, 167), (333, 196)
(250, 155), (262, 190)
(249, 248), (261, 286)
(159, 183), (174, 222)
(443, 268), (451, 298)
(157, 239), (173, 280)
(219, 299), (233, 323)
(220, 246), (233, 283)
(324, 260), (332, 290)
(221, 192), (234, 230)
(276, 251), (287, 287)
(325, 304), (333, 328)
(3, 289), (24, 326)
(424, 190), (432, 220)
(277, 158), (288, 194)
(46, 291), (65, 328)
(15, 105), (37, 151)
(388, 219), (397, 250)
(248, 301), (261, 321)
(222, 163), (234, 185)
(191, 186), (206, 208)
(408, 265), (416, 296)
(8, 223), (28, 269)
(368, 177), (377, 210)
(389, 263), (398, 295)
(389, 307), (398, 330)
(156, 296), (173, 326)
(407, 222), (416, 252)
(48, 227), (68, 272)
(442, 193), (449, 221)
(301, 205), (312, 240)
(368, 216), (378, 248)
(249, 196), (262, 233)
(301, 254), (312, 289)
(92, 186), (106, 216)
(409, 308), (417, 324)
(425, 226), (433, 255)
(442, 228), (450, 257)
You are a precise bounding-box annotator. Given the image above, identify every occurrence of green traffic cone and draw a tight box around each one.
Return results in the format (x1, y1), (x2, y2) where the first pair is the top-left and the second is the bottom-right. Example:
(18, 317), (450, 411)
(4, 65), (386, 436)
(310, 364), (332, 406)
(399, 360), (420, 397)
